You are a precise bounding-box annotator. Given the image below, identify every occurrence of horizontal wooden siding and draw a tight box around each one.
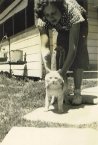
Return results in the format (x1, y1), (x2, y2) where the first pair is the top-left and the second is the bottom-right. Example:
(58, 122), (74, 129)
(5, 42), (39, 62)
(0, 27), (42, 78)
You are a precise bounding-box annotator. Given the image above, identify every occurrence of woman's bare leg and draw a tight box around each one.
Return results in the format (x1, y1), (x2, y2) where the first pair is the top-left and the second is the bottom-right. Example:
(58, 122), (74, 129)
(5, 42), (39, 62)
(72, 68), (83, 105)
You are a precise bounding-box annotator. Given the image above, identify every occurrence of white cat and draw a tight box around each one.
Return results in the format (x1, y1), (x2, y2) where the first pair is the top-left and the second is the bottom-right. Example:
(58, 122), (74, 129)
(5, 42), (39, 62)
(45, 71), (65, 113)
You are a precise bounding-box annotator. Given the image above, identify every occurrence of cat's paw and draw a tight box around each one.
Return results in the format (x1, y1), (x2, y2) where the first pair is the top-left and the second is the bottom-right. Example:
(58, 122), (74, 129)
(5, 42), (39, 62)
(49, 105), (55, 110)
(93, 98), (98, 104)
(44, 107), (49, 112)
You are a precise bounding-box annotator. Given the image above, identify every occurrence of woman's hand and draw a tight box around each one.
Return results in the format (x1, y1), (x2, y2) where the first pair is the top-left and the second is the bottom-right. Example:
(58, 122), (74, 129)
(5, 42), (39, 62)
(36, 18), (45, 28)
(58, 69), (66, 78)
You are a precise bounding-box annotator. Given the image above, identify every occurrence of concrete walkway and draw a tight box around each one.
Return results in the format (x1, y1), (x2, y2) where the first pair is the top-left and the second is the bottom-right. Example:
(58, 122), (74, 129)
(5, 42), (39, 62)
(1, 86), (98, 145)
(1, 127), (98, 145)
(23, 86), (98, 125)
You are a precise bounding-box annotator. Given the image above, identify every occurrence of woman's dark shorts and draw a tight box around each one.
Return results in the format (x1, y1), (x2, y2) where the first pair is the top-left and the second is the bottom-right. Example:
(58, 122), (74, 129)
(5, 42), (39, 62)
(56, 21), (89, 71)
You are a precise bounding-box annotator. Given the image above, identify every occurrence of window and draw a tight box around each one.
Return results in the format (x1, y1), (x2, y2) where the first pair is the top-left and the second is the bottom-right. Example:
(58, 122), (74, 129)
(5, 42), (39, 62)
(26, 0), (34, 28)
(0, 24), (3, 40)
(4, 17), (13, 37)
(0, 0), (35, 40)
(14, 10), (25, 34)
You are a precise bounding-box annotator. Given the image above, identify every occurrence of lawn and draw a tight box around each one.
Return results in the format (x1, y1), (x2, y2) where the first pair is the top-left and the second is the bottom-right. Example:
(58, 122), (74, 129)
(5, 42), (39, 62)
(0, 74), (98, 142)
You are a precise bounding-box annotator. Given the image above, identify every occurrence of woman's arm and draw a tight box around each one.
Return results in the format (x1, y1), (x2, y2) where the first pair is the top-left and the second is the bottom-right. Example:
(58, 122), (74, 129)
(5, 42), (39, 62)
(60, 23), (80, 75)
(36, 18), (51, 72)
(40, 28), (51, 73)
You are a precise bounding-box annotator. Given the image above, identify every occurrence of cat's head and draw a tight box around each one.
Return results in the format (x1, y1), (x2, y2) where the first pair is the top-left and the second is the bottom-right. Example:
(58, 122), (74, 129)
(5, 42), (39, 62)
(45, 71), (64, 89)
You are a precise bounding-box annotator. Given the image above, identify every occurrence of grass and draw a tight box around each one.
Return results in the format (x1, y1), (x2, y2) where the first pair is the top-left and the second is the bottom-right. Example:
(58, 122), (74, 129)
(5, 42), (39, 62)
(0, 74), (98, 142)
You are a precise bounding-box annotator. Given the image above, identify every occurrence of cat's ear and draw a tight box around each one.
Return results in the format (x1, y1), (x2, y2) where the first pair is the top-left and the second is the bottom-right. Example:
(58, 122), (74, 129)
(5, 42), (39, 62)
(46, 69), (51, 74)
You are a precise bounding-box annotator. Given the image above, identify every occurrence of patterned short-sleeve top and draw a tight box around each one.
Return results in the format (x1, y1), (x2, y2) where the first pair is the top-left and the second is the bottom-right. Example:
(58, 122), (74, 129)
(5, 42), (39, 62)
(42, 0), (87, 32)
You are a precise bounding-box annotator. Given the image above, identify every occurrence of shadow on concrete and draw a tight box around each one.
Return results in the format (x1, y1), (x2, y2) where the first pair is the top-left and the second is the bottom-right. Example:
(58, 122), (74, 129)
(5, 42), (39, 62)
(82, 95), (98, 104)
(69, 94), (98, 105)
(52, 95), (98, 114)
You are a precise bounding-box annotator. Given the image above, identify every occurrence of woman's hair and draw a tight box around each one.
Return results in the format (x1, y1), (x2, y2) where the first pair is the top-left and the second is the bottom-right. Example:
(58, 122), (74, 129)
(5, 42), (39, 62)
(35, 0), (67, 19)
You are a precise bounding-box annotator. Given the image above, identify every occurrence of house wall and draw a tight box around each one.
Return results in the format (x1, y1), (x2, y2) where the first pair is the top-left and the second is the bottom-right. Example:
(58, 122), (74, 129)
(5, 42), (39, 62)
(0, 27), (42, 78)
(88, 0), (98, 69)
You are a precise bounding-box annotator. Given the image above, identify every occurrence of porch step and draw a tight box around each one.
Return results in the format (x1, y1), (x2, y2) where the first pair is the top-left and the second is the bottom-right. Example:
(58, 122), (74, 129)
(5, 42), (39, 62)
(83, 71), (98, 79)
(67, 71), (98, 79)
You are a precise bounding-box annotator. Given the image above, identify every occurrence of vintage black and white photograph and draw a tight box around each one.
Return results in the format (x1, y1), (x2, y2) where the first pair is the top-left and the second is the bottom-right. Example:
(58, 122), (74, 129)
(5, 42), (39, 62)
(0, 0), (98, 145)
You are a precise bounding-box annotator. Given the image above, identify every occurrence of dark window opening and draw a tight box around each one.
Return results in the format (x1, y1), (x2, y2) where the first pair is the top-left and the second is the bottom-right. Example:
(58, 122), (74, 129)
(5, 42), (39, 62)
(0, 24), (3, 40)
(0, 0), (35, 40)
(14, 10), (25, 34)
(4, 17), (13, 37)
(26, 0), (34, 28)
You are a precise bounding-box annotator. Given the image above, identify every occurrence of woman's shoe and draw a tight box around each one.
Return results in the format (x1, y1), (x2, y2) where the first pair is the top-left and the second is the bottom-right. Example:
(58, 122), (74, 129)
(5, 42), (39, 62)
(72, 89), (82, 105)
